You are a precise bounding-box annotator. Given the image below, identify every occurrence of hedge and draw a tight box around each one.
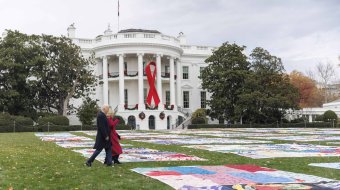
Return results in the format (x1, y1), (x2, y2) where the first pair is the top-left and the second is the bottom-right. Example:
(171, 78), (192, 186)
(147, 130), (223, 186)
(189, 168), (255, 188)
(0, 113), (33, 126)
(0, 113), (13, 126)
(13, 115), (34, 126)
(0, 125), (39, 132)
(0, 124), (133, 133)
(191, 117), (206, 124)
(188, 122), (337, 129)
(38, 115), (69, 126)
(315, 115), (324, 122)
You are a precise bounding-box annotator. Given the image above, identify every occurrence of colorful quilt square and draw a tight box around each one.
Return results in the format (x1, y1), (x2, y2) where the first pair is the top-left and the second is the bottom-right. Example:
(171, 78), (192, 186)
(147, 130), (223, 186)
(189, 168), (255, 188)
(131, 165), (340, 189)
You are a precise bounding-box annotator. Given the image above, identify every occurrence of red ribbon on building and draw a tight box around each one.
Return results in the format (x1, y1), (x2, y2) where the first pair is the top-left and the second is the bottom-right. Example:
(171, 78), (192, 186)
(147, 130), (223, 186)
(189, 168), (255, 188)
(145, 61), (160, 106)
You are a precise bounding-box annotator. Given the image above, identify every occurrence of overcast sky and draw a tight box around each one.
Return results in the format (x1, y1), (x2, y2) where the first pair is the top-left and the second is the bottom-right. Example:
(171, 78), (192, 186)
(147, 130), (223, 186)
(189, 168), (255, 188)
(1, 0), (340, 77)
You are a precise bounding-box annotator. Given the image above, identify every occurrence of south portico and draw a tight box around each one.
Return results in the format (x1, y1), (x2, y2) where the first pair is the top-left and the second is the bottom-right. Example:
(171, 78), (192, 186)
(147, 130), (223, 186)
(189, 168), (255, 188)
(95, 51), (185, 130)
(67, 26), (214, 128)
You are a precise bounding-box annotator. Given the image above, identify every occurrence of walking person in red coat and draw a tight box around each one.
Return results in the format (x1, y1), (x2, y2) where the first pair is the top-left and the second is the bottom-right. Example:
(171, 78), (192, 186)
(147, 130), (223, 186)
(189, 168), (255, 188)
(106, 110), (123, 164)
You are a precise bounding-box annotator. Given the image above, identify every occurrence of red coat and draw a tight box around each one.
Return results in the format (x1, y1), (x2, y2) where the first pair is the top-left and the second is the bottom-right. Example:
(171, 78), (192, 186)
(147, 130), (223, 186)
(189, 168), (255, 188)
(108, 117), (122, 155)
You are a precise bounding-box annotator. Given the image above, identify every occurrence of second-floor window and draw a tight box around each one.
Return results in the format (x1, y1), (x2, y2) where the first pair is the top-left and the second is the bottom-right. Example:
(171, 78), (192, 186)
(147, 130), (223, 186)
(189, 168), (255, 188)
(144, 88), (147, 103)
(182, 66), (189, 79)
(166, 91), (170, 105)
(124, 89), (128, 105)
(199, 67), (204, 78)
(165, 65), (170, 74)
(124, 62), (127, 72)
(201, 91), (206, 108)
(183, 91), (190, 108)
(143, 61), (146, 75)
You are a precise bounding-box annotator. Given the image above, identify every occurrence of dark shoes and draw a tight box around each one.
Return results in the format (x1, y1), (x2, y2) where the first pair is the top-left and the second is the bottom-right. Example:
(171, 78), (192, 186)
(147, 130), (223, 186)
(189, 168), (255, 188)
(114, 160), (122, 164)
(112, 155), (122, 164)
(85, 162), (92, 167)
(87, 161), (113, 167)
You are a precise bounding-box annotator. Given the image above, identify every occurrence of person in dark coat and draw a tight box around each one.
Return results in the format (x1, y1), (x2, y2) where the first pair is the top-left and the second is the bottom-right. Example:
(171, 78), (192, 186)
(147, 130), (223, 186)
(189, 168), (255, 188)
(107, 111), (122, 164)
(86, 104), (113, 167)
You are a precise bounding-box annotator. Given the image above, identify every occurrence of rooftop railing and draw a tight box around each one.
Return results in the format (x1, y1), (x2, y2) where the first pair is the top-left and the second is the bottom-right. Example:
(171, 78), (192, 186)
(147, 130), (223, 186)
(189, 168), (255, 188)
(73, 32), (180, 45)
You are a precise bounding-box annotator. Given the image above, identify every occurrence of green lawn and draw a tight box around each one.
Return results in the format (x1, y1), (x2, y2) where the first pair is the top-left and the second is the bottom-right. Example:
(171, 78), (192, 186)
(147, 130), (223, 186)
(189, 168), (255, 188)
(0, 132), (339, 190)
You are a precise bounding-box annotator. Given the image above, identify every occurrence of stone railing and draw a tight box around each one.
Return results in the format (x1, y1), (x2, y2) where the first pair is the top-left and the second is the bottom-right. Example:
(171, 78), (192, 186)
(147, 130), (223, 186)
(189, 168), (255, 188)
(73, 32), (181, 47)
(180, 45), (215, 52)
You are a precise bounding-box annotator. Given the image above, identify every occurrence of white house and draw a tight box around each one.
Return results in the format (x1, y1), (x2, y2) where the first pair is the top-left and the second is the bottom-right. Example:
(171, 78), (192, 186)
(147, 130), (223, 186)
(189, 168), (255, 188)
(67, 25), (214, 130)
(300, 99), (340, 122)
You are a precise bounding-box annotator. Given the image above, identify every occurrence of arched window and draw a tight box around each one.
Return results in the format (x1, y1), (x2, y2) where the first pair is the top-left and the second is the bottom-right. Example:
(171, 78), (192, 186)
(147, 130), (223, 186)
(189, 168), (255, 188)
(148, 115), (155, 130)
(127, 115), (136, 130)
(167, 116), (172, 130)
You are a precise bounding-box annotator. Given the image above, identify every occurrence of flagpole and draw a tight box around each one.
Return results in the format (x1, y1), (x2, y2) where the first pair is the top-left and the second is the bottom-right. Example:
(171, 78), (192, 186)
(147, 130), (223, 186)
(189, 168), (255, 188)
(117, 0), (120, 32)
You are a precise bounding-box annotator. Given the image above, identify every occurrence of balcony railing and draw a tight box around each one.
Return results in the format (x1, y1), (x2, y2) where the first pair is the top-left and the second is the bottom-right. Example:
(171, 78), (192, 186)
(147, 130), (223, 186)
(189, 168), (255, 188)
(122, 104), (176, 111)
(124, 104), (138, 110)
(161, 72), (170, 78)
(108, 72), (119, 78)
(124, 71), (138, 77)
(99, 72), (177, 79)
(161, 72), (177, 79)
(145, 104), (158, 110)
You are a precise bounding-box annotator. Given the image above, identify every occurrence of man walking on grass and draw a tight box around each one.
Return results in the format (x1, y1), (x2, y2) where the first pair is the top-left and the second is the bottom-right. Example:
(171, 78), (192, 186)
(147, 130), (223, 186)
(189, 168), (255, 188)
(86, 104), (113, 167)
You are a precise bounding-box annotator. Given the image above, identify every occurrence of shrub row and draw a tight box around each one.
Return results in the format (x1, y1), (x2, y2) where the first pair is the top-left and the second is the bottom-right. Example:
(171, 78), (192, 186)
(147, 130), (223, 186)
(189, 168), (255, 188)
(39, 125), (96, 132)
(191, 117), (207, 124)
(0, 113), (33, 126)
(38, 115), (69, 125)
(0, 125), (38, 132)
(0, 125), (96, 133)
(0, 124), (132, 133)
(188, 122), (338, 129)
(0, 113), (70, 126)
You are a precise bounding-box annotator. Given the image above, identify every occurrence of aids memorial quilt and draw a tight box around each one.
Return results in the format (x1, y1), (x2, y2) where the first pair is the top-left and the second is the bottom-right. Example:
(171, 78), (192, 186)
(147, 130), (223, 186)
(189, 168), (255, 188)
(183, 144), (340, 159)
(73, 147), (206, 163)
(131, 164), (340, 190)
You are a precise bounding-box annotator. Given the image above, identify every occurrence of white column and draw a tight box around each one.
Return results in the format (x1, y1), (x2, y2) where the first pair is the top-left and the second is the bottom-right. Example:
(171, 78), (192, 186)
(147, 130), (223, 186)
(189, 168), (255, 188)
(96, 59), (101, 104)
(138, 53), (145, 110)
(103, 56), (109, 105)
(169, 57), (176, 108)
(156, 54), (163, 110)
(308, 114), (312, 123)
(176, 59), (182, 107)
(118, 54), (125, 111)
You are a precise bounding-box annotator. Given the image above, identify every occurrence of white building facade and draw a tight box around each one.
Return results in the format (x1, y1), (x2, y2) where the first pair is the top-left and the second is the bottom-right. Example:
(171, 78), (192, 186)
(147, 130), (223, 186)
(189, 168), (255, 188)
(301, 99), (340, 122)
(68, 25), (214, 130)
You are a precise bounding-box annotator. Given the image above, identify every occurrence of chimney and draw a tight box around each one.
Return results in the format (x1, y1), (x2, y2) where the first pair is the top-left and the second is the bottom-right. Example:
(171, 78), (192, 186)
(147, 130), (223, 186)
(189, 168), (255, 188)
(104, 24), (113, 36)
(67, 23), (76, 38)
(177, 32), (187, 45)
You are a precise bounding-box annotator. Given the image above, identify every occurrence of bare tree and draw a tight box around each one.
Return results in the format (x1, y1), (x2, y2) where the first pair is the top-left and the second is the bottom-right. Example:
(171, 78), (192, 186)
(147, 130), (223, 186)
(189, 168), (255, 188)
(316, 62), (336, 103)
(305, 69), (316, 82)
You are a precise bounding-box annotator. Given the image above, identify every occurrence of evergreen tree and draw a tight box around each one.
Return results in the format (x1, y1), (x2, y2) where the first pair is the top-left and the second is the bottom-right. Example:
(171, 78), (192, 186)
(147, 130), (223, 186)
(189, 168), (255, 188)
(200, 42), (250, 122)
(77, 97), (99, 125)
